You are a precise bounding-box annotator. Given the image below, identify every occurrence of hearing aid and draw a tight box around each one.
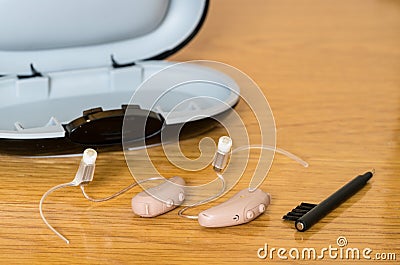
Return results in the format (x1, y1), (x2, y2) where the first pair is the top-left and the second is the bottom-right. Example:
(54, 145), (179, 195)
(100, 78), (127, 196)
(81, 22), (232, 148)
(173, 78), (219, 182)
(197, 188), (271, 227)
(198, 138), (272, 227)
(177, 137), (309, 228)
(131, 176), (186, 217)
(40, 148), (167, 243)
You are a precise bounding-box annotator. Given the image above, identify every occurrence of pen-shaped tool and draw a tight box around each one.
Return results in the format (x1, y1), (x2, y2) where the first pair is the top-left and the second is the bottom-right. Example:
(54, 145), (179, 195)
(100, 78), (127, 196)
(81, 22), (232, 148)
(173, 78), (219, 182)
(283, 170), (374, 232)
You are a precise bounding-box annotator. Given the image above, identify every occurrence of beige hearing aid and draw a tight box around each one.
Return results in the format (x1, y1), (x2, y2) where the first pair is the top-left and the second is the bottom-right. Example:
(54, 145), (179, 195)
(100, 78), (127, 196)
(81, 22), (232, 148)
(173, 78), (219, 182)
(131, 176), (186, 217)
(197, 188), (271, 227)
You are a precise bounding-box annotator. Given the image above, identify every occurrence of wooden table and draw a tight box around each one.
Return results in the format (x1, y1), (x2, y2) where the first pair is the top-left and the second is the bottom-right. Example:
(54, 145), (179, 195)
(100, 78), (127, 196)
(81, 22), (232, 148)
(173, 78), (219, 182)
(1, 0), (399, 264)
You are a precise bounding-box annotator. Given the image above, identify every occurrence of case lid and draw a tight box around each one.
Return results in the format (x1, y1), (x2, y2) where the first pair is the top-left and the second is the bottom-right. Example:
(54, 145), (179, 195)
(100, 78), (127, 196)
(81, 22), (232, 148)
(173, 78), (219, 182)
(0, 0), (208, 75)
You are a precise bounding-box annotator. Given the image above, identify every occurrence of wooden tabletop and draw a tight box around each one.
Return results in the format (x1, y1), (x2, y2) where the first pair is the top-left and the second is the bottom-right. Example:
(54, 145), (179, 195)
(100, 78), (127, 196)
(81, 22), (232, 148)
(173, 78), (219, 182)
(1, 0), (399, 264)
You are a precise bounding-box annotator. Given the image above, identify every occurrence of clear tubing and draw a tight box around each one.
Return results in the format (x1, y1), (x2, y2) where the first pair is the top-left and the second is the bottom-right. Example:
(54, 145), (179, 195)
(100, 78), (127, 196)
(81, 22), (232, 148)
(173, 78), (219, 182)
(178, 173), (225, 220)
(79, 176), (165, 203)
(39, 182), (75, 244)
(232, 145), (308, 168)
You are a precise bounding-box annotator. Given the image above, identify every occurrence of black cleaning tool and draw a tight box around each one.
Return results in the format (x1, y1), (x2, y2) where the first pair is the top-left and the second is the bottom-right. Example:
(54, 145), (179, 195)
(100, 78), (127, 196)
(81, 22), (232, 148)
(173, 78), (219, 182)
(283, 170), (374, 232)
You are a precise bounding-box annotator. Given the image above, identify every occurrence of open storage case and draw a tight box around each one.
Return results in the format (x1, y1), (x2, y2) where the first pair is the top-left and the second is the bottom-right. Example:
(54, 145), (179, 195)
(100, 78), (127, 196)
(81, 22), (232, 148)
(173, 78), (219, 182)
(0, 0), (240, 155)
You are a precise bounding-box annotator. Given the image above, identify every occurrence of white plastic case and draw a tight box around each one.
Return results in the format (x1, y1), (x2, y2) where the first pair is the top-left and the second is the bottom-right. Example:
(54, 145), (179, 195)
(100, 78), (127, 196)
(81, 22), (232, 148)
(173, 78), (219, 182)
(0, 0), (240, 155)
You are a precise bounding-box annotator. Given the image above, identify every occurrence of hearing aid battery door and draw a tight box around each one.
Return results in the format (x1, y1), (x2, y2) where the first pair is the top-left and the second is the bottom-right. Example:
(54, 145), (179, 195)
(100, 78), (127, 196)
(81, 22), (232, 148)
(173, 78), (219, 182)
(0, 0), (241, 155)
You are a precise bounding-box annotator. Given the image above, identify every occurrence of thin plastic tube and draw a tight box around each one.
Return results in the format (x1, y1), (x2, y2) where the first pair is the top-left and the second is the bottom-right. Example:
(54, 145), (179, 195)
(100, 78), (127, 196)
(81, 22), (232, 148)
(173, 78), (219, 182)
(79, 177), (164, 202)
(178, 173), (225, 220)
(39, 182), (75, 244)
(231, 145), (308, 168)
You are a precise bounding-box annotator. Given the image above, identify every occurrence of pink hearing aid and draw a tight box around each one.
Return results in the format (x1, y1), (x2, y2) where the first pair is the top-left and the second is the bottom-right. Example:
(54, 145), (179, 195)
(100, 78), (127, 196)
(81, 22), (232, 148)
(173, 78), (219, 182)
(198, 188), (271, 227)
(131, 176), (185, 217)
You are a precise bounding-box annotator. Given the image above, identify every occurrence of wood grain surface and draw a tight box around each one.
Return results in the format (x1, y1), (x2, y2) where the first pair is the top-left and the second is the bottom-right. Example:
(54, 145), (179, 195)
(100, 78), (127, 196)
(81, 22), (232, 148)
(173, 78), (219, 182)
(1, 0), (399, 264)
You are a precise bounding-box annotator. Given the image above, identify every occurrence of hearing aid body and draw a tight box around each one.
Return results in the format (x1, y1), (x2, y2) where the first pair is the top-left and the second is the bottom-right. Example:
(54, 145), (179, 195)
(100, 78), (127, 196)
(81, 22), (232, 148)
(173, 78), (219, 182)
(131, 176), (185, 217)
(198, 188), (271, 227)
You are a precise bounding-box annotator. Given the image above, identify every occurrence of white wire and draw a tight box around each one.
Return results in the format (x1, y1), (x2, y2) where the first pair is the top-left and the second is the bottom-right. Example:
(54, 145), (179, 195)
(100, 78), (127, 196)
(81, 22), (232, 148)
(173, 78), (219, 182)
(39, 182), (75, 244)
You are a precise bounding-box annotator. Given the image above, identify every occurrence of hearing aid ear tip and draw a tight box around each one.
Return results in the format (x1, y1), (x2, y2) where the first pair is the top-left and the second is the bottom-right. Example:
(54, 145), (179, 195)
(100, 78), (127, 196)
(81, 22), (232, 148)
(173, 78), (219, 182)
(218, 136), (232, 153)
(83, 148), (97, 165)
